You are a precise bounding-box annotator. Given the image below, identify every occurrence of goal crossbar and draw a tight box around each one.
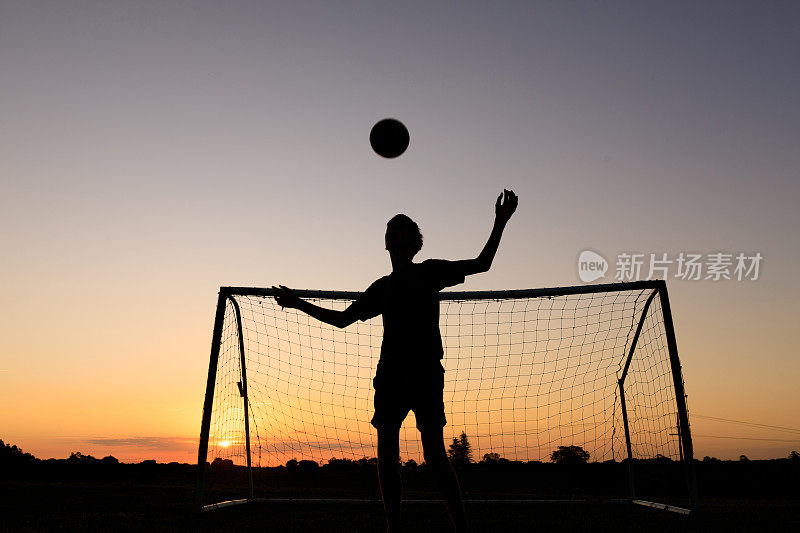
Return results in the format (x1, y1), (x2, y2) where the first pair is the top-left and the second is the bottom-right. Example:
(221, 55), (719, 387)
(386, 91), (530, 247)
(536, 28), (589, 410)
(216, 279), (664, 301)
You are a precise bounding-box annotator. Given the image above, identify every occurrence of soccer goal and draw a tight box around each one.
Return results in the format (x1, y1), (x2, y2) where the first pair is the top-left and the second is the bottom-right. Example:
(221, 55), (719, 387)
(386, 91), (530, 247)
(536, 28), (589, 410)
(196, 280), (697, 512)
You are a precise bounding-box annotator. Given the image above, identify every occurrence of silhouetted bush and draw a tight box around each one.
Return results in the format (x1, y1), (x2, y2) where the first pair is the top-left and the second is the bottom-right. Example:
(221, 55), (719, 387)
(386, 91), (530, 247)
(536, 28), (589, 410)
(355, 457), (377, 468)
(326, 457), (355, 470)
(481, 452), (511, 465)
(210, 458), (234, 470)
(297, 460), (319, 473)
(68, 452), (99, 464)
(550, 445), (589, 465)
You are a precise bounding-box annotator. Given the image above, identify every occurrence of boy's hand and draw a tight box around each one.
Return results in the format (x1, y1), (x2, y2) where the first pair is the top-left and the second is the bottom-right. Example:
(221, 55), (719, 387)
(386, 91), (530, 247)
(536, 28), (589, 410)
(495, 189), (518, 224)
(272, 285), (301, 309)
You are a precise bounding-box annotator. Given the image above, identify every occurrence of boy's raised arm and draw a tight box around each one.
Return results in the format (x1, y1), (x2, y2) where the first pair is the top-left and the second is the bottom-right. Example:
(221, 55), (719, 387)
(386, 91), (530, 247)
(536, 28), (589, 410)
(455, 189), (518, 276)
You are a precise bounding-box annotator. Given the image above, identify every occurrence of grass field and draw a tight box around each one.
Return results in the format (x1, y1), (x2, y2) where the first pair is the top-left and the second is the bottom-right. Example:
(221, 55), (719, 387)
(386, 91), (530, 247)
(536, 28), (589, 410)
(2, 479), (799, 532)
(3, 452), (798, 531)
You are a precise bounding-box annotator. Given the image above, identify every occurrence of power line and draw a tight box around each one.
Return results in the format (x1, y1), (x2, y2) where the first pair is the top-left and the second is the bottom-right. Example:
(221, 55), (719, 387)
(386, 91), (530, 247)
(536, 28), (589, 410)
(694, 434), (800, 443)
(693, 414), (800, 434)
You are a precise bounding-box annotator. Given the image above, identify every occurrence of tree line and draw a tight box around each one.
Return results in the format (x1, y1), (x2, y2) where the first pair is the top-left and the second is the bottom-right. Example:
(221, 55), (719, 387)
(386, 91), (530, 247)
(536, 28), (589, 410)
(4, 437), (800, 473)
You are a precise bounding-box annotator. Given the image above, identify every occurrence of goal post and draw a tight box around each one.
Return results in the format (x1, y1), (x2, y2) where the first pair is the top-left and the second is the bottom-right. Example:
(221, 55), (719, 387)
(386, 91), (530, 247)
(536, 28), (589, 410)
(196, 280), (696, 511)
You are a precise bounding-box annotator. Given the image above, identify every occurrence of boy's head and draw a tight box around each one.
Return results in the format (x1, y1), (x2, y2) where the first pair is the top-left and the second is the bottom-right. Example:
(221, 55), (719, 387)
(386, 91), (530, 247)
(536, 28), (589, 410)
(385, 214), (423, 259)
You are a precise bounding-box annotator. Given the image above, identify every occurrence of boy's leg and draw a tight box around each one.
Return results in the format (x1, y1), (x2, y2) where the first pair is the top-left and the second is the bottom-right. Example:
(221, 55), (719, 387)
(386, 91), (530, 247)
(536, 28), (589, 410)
(420, 426), (469, 532)
(377, 425), (402, 532)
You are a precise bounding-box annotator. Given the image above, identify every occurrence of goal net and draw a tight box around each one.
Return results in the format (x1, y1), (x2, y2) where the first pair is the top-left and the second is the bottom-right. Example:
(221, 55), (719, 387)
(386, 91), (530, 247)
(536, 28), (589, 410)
(196, 280), (695, 510)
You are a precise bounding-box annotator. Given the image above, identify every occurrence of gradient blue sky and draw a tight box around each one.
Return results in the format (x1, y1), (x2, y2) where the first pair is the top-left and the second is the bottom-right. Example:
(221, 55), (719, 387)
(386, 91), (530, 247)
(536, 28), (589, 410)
(1, 1), (798, 461)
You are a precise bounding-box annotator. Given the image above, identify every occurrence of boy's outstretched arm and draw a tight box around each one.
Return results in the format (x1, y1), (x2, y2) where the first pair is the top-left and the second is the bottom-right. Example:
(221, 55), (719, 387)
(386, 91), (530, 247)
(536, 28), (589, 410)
(456, 189), (518, 276)
(272, 285), (359, 328)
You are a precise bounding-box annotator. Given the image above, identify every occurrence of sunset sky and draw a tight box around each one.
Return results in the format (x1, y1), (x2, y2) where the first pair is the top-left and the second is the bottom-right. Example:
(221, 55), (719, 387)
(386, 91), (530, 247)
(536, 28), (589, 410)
(1, 1), (798, 463)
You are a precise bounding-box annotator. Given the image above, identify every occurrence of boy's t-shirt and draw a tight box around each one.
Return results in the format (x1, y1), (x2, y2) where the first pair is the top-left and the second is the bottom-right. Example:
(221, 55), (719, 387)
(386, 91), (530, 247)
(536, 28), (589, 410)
(347, 259), (466, 374)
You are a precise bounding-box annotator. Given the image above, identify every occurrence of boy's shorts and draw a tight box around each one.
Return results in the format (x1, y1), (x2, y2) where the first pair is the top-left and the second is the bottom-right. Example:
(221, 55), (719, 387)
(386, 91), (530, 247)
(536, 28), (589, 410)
(370, 362), (446, 431)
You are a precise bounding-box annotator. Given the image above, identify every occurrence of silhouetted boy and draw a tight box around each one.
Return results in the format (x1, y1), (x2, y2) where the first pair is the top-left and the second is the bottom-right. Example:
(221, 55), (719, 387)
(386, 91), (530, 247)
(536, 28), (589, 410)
(273, 189), (518, 532)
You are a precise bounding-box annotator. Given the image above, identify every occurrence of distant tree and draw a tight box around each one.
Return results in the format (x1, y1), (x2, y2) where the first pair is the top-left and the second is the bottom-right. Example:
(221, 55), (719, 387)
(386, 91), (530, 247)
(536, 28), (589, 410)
(327, 458), (354, 470)
(790, 451), (799, 462)
(702, 456), (721, 463)
(0, 440), (36, 465)
(68, 452), (98, 463)
(355, 457), (378, 468)
(286, 459), (298, 472)
(448, 438), (460, 462)
(459, 432), (473, 463)
(138, 459), (157, 470)
(739, 454), (749, 462)
(481, 452), (501, 464)
(550, 445), (589, 465)
(298, 459), (319, 472)
(448, 432), (474, 466)
(210, 457), (233, 470)
(404, 459), (418, 469)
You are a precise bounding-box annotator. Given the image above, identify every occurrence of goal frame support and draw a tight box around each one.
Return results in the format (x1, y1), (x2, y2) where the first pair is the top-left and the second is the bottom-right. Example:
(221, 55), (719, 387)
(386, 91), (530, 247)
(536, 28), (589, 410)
(228, 296), (255, 500)
(196, 294), (255, 508)
(196, 279), (697, 511)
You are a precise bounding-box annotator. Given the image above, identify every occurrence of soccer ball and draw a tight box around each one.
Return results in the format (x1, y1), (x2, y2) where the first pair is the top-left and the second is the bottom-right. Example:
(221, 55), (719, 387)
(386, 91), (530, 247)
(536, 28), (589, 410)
(370, 118), (409, 159)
